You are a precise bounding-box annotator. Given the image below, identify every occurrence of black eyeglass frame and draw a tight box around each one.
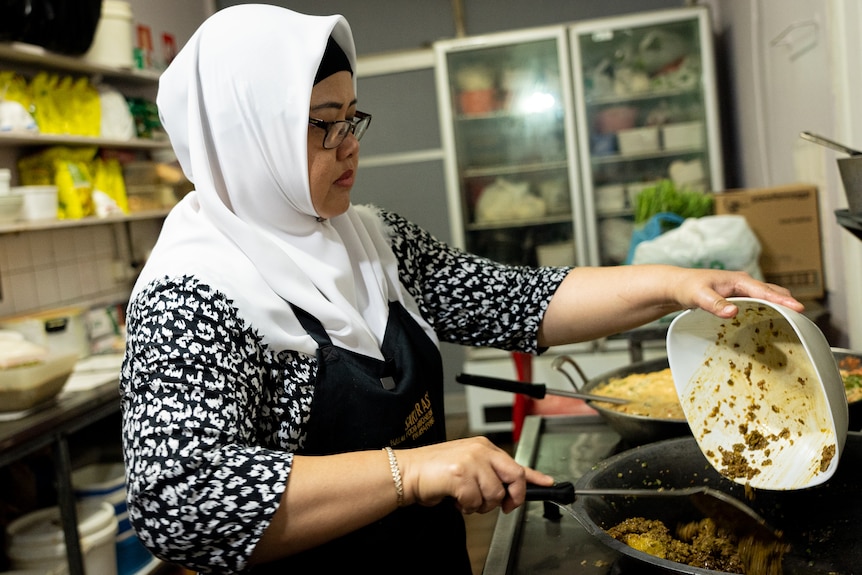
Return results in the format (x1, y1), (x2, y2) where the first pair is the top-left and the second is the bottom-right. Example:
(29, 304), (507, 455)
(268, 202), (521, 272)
(308, 111), (372, 149)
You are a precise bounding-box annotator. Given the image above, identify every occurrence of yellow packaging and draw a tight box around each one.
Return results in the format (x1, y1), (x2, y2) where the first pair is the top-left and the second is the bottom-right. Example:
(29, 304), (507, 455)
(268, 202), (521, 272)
(91, 158), (129, 214)
(0, 71), (32, 112)
(55, 160), (94, 219)
(28, 73), (101, 136)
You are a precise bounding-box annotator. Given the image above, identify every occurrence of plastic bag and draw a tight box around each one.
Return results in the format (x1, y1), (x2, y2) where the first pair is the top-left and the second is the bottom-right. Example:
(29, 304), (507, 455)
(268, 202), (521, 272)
(624, 212), (684, 265)
(631, 215), (764, 280)
(91, 157), (129, 215)
(98, 84), (135, 140)
(30, 72), (101, 136)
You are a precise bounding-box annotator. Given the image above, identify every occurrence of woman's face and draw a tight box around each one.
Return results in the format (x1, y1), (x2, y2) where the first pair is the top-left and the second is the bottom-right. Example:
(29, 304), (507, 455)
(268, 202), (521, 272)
(307, 71), (360, 219)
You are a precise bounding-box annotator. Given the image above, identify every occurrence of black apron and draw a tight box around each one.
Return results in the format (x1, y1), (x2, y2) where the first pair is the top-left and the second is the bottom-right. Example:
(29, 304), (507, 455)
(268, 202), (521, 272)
(253, 300), (471, 574)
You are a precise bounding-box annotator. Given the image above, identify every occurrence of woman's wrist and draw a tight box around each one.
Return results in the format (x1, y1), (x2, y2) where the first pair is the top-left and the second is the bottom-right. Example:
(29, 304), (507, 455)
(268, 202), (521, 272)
(383, 447), (404, 507)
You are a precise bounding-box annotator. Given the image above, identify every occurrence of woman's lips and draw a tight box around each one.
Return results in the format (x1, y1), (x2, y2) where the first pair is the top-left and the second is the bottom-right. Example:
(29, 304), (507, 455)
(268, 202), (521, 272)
(335, 170), (354, 187)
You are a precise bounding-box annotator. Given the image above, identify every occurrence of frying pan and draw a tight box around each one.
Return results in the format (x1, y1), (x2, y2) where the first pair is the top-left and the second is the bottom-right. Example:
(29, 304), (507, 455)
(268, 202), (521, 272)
(552, 432), (862, 574)
(575, 356), (690, 445)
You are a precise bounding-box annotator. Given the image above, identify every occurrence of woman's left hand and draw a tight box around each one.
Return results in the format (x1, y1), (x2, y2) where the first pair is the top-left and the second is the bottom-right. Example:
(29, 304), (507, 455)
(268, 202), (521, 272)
(669, 267), (804, 318)
(539, 265), (805, 347)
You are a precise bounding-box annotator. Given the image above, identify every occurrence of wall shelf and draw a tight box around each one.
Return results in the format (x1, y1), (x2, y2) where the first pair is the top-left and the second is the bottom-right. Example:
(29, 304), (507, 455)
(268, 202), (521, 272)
(0, 132), (170, 150)
(0, 209), (171, 235)
(0, 42), (161, 82)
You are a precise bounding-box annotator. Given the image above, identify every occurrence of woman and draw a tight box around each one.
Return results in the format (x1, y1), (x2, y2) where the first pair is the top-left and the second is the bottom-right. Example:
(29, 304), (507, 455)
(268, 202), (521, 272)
(120, 4), (803, 574)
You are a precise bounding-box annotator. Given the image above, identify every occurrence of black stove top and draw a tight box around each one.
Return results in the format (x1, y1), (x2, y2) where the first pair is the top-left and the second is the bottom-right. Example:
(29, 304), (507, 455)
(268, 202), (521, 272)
(483, 415), (635, 575)
(484, 415), (862, 575)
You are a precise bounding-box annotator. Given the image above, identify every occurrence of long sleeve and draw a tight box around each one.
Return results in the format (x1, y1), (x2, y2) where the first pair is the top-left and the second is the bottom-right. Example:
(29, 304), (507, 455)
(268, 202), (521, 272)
(121, 278), (310, 573)
(379, 208), (570, 353)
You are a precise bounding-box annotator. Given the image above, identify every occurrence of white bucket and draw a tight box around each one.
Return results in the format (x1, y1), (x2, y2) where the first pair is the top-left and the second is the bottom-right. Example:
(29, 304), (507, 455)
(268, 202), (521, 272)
(6, 501), (118, 575)
(72, 463), (153, 575)
(83, 1), (134, 69)
(72, 462), (131, 535)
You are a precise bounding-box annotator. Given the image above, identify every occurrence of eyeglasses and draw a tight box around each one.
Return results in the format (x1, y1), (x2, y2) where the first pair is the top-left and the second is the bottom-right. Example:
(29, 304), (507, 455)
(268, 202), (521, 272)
(308, 111), (372, 149)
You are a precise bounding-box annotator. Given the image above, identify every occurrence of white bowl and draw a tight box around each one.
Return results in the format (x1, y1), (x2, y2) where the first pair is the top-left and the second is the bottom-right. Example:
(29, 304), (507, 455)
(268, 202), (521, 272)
(667, 297), (848, 490)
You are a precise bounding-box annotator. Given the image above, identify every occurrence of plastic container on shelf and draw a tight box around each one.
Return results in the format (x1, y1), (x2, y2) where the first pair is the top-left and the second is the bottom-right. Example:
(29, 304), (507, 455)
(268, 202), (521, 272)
(9, 185), (59, 221)
(6, 501), (118, 575)
(83, 1), (135, 69)
(0, 307), (90, 359)
(0, 168), (11, 195)
(0, 352), (78, 413)
(662, 121), (704, 150)
(0, 195), (23, 223)
(617, 126), (660, 155)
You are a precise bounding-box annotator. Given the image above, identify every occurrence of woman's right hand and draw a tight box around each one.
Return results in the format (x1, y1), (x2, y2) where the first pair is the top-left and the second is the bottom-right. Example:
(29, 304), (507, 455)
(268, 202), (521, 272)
(395, 436), (554, 514)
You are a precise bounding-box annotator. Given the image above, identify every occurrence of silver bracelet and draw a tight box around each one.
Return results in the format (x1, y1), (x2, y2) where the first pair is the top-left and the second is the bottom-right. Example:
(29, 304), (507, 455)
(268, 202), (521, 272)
(383, 446), (404, 507)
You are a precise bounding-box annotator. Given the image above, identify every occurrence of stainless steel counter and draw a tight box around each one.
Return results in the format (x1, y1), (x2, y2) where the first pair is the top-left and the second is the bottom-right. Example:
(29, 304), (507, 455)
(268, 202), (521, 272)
(483, 414), (625, 575)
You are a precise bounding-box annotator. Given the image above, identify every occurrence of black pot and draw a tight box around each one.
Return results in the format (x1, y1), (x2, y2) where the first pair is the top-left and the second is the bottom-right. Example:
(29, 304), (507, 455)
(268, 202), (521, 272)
(566, 433), (862, 574)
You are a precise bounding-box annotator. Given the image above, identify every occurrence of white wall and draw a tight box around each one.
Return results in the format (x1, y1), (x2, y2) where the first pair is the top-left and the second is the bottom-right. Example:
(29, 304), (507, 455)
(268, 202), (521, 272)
(707, 0), (858, 348)
(829, 0), (862, 349)
(0, 220), (162, 318)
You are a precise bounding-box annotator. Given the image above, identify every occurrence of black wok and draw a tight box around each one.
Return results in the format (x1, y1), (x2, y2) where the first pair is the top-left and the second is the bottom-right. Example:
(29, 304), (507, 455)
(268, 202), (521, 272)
(557, 432), (862, 574)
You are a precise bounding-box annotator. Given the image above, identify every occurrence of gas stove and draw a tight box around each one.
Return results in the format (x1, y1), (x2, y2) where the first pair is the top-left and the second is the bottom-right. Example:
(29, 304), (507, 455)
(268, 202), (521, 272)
(483, 415), (632, 575)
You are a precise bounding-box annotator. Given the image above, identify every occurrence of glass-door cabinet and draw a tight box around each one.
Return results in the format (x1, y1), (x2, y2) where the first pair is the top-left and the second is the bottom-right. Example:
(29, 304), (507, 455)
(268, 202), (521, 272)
(570, 6), (724, 266)
(434, 27), (586, 269)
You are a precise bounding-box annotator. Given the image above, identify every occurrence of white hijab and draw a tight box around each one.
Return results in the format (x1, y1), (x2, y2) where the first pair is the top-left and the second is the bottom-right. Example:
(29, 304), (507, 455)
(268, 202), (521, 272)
(131, 4), (436, 359)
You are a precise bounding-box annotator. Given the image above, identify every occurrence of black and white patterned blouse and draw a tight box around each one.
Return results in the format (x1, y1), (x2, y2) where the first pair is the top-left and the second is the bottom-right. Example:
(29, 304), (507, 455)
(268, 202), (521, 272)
(120, 208), (569, 573)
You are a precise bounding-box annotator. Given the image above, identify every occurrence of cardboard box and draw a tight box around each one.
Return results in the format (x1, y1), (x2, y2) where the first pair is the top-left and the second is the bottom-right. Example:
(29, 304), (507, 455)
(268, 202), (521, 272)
(713, 184), (824, 299)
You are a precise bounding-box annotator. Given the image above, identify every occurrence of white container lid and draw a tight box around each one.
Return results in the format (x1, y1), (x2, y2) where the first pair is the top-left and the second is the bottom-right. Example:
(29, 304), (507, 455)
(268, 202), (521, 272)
(7, 501), (115, 549)
(72, 462), (126, 494)
(7, 502), (117, 575)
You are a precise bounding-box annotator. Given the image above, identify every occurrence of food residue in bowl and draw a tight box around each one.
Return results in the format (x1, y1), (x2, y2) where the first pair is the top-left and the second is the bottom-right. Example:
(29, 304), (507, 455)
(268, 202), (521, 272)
(681, 305), (836, 487)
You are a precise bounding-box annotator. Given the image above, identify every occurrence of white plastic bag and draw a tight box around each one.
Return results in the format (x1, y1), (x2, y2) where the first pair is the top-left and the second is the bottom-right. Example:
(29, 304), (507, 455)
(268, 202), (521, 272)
(632, 215), (763, 280)
(98, 84), (136, 140)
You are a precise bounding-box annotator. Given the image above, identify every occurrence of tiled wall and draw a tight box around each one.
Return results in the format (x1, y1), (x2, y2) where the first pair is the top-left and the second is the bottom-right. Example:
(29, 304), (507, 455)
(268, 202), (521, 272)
(0, 218), (163, 319)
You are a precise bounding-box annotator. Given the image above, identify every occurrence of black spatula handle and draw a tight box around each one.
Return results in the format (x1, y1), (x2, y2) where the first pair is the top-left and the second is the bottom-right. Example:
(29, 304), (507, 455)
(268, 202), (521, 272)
(455, 373), (547, 399)
(525, 482), (575, 504)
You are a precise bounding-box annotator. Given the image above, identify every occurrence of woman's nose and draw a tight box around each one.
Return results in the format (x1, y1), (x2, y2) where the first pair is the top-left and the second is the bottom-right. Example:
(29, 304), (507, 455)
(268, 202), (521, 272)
(338, 131), (360, 158)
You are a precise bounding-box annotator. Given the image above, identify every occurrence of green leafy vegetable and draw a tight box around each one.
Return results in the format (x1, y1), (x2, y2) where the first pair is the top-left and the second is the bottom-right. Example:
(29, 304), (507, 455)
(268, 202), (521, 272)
(844, 374), (862, 390)
(633, 179), (714, 224)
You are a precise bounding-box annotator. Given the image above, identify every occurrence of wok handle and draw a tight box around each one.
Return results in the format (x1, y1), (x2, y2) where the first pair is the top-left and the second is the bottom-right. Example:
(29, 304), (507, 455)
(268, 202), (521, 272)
(525, 481), (575, 504)
(455, 373), (547, 399)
